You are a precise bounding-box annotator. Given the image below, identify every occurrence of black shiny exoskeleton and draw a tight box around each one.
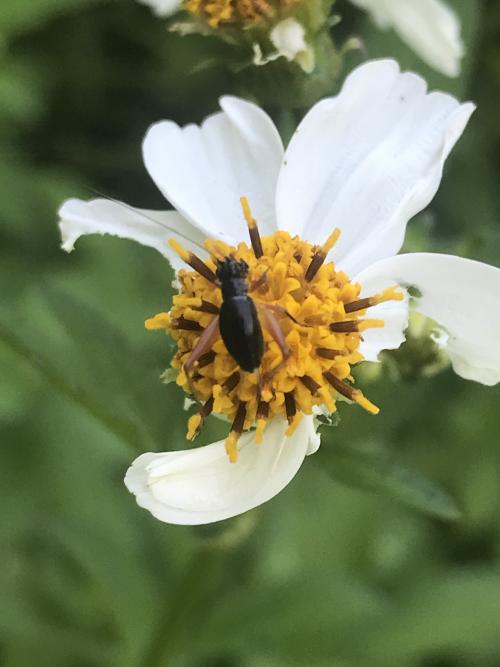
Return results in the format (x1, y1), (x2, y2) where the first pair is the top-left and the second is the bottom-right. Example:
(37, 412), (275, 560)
(216, 258), (264, 372)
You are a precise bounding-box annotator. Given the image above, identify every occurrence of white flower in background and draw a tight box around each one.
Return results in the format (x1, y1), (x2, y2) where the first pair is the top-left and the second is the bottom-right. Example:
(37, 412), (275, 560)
(137, 0), (181, 17)
(59, 60), (499, 527)
(349, 0), (465, 77)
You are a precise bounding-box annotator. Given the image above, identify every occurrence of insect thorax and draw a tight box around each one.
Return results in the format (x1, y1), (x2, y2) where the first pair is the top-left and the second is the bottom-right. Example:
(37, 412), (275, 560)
(216, 258), (249, 300)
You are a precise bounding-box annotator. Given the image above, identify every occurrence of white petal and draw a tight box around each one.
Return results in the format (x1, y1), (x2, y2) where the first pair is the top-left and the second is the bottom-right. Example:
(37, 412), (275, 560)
(350, 0), (464, 77)
(354, 265), (409, 362)
(58, 198), (208, 270)
(124, 416), (317, 525)
(137, 0), (182, 17)
(142, 96), (284, 242)
(270, 18), (315, 73)
(356, 253), (500, 385)
(276, 59), (475, 276)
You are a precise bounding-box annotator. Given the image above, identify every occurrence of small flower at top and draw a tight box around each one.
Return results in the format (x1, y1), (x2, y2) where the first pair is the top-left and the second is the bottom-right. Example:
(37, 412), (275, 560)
(137, 0), (318, 73)
(58, 60), (500, 526)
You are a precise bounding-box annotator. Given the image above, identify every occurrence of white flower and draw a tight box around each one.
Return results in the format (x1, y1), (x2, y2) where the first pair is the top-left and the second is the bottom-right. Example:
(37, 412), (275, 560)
(58, 60), (498, 527)
(349, 0), (465, 77)
(137, 0), (181, 17)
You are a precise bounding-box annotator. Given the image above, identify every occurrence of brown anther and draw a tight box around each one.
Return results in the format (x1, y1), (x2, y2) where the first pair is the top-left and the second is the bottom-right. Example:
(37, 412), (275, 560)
(329, 320), (360, 333)
(186, 254), (218, 284)
(284, 391), (297, 423)
(316, 347), (344, 359)
(193, 299), (219, 315)
(323, 371), (356, 401)
(199, 396), (214, 419)
(231, 401), (247, 434)
(223, 371), (241, 393)
(197, 351), (216, 368)
(305, 251), (326, 282)
(344, 297), (372, 314)
(257, 400), (269, 420)
(299, 375), (320, 395)
(172, 316), (204, 332)
(305, 228), (341, 282)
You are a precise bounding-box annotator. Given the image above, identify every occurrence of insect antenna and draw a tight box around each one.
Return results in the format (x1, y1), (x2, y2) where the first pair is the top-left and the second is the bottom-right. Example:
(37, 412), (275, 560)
(86, 187), (208, 254)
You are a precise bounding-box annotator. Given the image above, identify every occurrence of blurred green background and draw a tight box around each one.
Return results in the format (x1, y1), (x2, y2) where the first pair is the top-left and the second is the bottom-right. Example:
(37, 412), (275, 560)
(2, 1), (500, 665)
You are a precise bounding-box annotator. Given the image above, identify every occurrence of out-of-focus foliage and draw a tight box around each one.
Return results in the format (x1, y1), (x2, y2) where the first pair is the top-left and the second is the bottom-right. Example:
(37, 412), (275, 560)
(1, 0), (500, 665)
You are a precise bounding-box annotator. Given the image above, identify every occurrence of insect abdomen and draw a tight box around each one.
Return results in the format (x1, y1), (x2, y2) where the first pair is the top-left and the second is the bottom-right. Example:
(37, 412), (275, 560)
(219, 296), (264, 372)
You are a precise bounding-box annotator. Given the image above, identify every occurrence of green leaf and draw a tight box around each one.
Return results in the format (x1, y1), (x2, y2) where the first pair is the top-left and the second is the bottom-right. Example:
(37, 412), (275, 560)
(319, 441), (462, 521)
(0, 284), (167, 455)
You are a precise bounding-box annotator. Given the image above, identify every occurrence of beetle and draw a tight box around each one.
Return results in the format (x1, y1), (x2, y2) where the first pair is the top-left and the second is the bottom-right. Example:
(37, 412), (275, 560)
(182, 255), (292, 385)
(216, 258), (264, 372)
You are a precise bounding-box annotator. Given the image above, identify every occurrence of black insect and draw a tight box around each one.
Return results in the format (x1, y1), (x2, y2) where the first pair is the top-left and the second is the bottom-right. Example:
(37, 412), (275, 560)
(216, 258), (264, 372)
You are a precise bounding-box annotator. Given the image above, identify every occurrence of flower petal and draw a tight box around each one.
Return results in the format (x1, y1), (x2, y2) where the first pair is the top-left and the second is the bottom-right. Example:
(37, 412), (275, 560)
(124, 416), (318, 525)
(275, 59), (474, 276)
(270, 18), (315, 73)
(354, 265), (409, 362)
(350, 0), (464, 77)
(142, 96), (284, 242)
(356, 253), (500, 385)
(58, 198), (208, 270)
(137, 0), (182, 17)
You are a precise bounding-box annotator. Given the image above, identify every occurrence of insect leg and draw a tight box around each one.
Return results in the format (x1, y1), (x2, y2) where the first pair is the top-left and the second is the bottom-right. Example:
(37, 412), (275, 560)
(249, 269), (269, 292)
(256, 301), (311, 328)
(257, 304), (291, 383)
(183, 315), (220, 398)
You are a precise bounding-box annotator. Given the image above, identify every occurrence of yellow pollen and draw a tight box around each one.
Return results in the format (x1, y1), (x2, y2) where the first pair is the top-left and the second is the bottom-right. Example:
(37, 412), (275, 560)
(353, 392), (380, 415)
(255, 418), (267, 444)
(357, 319), (385, 332)
(148, 210), (403, 461)
(183, 0), (302, 28)
(375, 287), (404, 305)
(321, 228), (341, 255)
(168, 238), (190, 263)
(225, 432), (239, 463)
(145, 313), (170, 330)
(240, 196), (256, 229)
(186, 413), (203, 440)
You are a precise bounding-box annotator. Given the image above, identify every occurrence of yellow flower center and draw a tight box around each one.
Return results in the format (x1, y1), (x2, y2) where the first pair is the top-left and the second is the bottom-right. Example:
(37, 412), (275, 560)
(146, 198), (403, 463)
(183, 0), (301, 28)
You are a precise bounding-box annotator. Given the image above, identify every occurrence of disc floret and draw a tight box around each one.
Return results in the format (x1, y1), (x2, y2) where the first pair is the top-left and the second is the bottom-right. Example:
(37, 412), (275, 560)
(146, 201), (403, 462)
(183, 0), (302, 28)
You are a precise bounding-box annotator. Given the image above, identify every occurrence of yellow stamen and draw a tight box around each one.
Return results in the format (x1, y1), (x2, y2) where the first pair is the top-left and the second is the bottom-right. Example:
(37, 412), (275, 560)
(321, 228), (341, 254)
(240, 195), (263, 258)
(375, 286), (404, 305)
(187, 414), (202, 440)
(225, 432), (239, 463)
(357, 319), (385, 332)
(353, 392), (380, 415)
(240, 196), (256, 230)
(255, 418), (267, 444)
(183, 0), (299, 28)
(168, 238), (190, 263)
(145, 313), (170, 330)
